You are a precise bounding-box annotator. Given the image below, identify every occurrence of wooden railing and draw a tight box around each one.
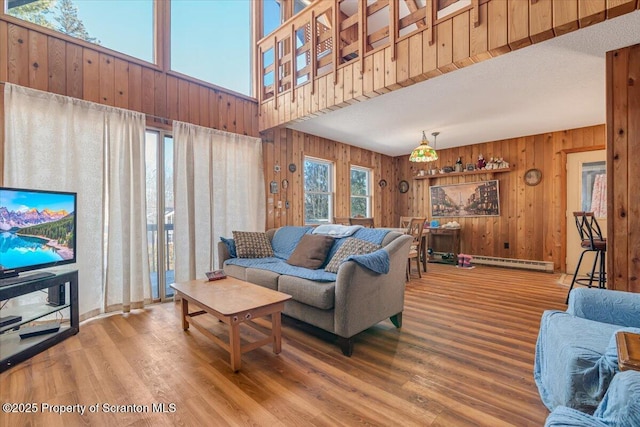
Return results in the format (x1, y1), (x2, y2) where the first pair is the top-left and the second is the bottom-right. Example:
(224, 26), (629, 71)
(256, 0), (488, 108)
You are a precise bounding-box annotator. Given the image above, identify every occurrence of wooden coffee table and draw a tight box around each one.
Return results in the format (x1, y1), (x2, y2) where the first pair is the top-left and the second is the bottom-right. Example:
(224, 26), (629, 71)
(170, 277), (291, 372)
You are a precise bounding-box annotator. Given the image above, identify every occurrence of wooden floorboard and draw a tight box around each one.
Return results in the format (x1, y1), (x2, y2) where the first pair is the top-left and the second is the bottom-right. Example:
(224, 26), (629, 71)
(0, 264), (569, 426)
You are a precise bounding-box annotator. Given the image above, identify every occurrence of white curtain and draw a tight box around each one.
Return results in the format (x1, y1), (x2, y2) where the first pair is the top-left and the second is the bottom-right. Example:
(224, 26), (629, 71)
(590, 173), (607, 219)
(103, 111), (151, 312)
(4, 84), (150, 318)
(173, 121), (264, 281)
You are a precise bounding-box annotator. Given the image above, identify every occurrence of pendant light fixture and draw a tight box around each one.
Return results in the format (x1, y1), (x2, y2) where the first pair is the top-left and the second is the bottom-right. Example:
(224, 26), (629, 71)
(409, 131), (439, 162)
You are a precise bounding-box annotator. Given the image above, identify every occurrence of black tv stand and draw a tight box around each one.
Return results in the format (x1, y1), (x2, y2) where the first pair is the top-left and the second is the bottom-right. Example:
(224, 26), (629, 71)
(0, 270), (78, 372)
(0, 271), (56, 287)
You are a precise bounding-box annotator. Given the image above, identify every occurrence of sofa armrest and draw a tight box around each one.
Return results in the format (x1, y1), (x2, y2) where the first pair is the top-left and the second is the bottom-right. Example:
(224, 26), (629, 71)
(544, 406), (608, 427)
(217, 241), (230, 269)
(567, 288), (640, 327)
(332, 234), (412, 338)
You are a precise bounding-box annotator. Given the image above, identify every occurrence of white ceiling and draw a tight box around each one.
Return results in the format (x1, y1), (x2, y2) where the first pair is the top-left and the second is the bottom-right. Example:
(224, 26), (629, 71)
(288, 10), (640, 157)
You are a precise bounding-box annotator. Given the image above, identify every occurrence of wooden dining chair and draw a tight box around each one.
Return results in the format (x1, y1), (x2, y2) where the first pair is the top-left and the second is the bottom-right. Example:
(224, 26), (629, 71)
(333, 217), (351, 225)
(349, 217), (375, 228)
(399, 216), (413, 229)
(406, 217), (427, 280)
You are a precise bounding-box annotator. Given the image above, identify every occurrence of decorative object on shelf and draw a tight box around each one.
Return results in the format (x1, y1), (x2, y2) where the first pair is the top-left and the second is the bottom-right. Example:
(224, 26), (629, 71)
(477, 154), (486, 170)
(281, 179), (289, 189)
(378, 179), (387, 188)
(398, 180), (410, 193)
(288, 163), (297, 172)
(409, 131), (439, 162)
(442, 166), (454, 173)
(466, 163), (475, 171)
(455, 157), (463, 172)
(430, 180), (500, 217)
(524, 168), (542, 186)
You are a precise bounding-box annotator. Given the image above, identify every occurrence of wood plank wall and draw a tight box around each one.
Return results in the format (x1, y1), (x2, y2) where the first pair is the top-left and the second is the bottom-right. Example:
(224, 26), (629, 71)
(262, 128), (396, 230)
(607, 43), (640, 293)
(258, 0), (639, 131)
(394, 125), (605, 272)
(0, 16), (259, 144)
(262, 124), (606, 273)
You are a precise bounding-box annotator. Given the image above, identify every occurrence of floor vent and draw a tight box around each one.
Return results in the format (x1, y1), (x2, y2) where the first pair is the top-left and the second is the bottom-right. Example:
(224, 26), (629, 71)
(470, 255), (554, 273)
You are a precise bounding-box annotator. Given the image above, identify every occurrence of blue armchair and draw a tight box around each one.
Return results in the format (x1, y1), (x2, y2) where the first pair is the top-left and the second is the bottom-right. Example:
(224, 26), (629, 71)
(534, 288), (640, 413)
(544, 370), (640, 427)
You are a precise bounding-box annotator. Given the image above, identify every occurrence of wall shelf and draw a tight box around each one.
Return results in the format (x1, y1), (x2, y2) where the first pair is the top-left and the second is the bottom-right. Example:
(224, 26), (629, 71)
(414, 167), (511, 181)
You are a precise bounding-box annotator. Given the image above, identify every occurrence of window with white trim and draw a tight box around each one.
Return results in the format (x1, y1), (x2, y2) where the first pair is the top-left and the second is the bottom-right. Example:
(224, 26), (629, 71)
(350, 166), (372, 218)
(304, 157), (333, 224)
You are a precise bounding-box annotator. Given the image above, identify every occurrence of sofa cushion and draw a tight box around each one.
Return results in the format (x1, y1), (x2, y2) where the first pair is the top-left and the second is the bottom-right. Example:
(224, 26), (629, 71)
(287, 234), (334, 269)
(225, 258), (337, 282)
(220, 236), (237, 258)
(278, 275), (335, 310)
(246, 268), (280, 290)
(271, 226), (313, 259)
(325, 237), (381, 273)
(233, 231), (274, 258)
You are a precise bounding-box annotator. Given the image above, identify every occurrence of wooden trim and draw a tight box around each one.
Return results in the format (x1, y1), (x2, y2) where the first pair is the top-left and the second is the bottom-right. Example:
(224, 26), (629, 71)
(358, 0), (366, 71)
(291, 24), (296, 102)
(333, 4), (339, 83)
(426, 0), (435, 45)
(274, 35), (279, 109)
(472, 0), (480, 27)
(310, 11), (316, 95)
(390, 0), (397, 60)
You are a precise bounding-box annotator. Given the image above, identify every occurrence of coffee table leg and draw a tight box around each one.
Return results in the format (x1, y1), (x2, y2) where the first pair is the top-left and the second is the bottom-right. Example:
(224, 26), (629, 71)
(181, 297), (189, 330)
(229, 323), (242, 372)
(272, 312), (282, 354)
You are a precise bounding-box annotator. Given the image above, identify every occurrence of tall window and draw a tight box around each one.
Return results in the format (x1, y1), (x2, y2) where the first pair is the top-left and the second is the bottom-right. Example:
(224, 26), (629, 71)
(5, 0), (154, 63)
(304, 157), (333, 224)
(145, 130), (175, 300)
(171, 0), (251, 95)
(350, 166), (372, 218)
(262, 0), (281, 38)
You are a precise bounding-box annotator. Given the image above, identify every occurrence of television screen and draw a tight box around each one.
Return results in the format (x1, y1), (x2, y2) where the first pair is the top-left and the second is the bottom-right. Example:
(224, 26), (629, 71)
(0, 187), (77, 279)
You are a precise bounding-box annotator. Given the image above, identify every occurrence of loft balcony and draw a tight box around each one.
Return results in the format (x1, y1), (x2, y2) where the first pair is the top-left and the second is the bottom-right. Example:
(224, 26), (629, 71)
(255, 0), (638, 132)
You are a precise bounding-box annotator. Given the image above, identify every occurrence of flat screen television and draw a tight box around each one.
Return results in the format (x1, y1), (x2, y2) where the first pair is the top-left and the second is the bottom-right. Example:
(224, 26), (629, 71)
(0, 187), (77, 280)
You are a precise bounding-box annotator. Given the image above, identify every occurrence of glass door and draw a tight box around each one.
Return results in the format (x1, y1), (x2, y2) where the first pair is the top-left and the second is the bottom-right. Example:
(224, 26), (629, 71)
(145, 130), (175, 300)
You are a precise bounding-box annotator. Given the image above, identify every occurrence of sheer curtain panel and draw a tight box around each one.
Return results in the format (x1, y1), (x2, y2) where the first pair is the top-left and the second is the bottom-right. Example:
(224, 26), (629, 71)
(3, 84), (150, 318)
(173, 121), (264, 282)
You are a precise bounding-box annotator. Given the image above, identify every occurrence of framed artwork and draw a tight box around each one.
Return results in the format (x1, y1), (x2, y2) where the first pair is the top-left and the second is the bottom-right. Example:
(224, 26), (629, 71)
(430, 180), (500, 218)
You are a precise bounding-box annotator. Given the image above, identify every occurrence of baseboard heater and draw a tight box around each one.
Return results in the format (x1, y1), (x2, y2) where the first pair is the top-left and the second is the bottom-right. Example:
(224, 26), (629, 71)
(470, 255), (554, 273)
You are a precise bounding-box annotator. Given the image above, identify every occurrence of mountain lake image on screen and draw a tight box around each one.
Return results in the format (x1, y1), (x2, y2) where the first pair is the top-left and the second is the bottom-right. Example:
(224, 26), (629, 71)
(0, 187), (77, 279)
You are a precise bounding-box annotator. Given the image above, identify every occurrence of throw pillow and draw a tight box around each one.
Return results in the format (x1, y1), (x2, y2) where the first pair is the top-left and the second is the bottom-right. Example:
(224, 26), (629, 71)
(232, 231), (274, 258)
(324, 237), (381, 273)
(220, 236), (237, 258)
(286, 234), (334, 270)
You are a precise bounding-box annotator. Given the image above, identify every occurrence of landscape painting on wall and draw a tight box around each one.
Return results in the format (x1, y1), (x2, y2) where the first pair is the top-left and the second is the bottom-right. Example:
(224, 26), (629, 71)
(430, 180), (500, 218)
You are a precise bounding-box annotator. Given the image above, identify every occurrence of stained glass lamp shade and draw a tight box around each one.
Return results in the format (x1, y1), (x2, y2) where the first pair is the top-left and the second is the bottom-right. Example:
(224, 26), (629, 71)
(409, 131), (438, 162)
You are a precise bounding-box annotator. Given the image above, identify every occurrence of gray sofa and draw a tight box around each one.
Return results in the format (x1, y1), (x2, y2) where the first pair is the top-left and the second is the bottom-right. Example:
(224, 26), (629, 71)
(218, 226), (412, 356)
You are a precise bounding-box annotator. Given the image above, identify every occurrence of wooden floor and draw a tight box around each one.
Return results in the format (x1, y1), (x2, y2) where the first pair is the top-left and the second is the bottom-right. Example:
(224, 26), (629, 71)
(0, 264), (569, 427)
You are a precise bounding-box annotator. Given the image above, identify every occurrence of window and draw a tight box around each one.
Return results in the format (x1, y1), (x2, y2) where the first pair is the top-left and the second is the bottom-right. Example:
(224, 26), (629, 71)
(171, 0), (251, 95)
(304, 157), (333, 224)
(350, 166), (372, 218)
(145, 130), (175, 300)
(5, 0), (154, 63)
(263, 0), (281, 38)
